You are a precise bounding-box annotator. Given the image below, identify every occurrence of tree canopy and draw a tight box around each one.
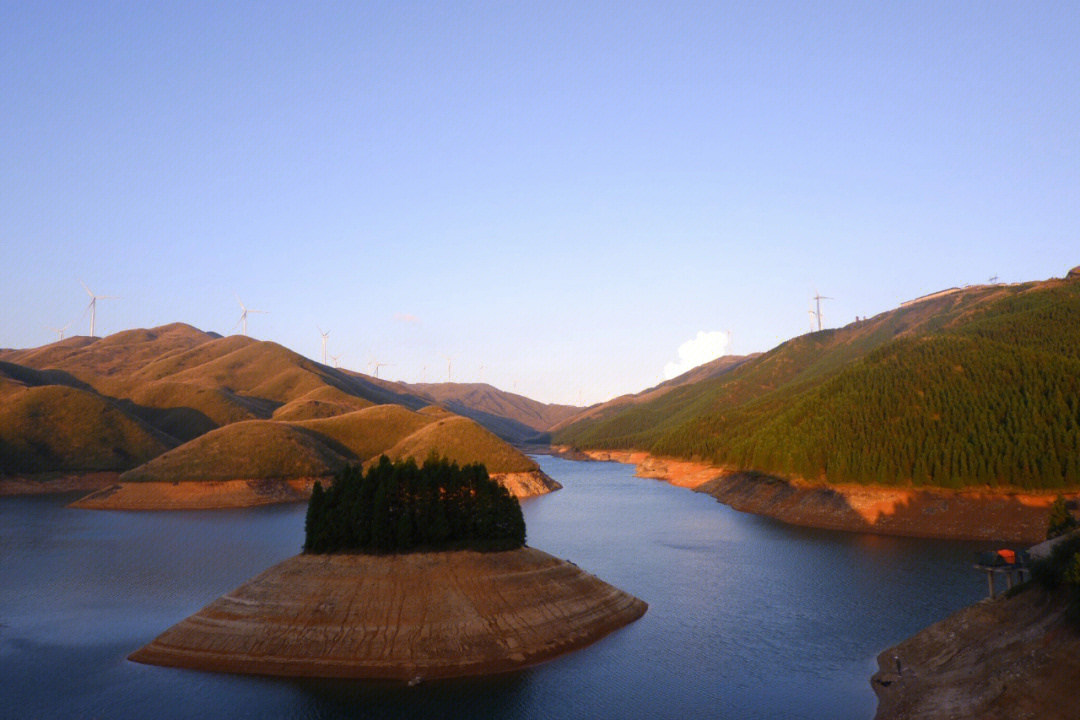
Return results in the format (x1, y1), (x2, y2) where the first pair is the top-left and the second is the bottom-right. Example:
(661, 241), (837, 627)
(303, 455), (526, 554)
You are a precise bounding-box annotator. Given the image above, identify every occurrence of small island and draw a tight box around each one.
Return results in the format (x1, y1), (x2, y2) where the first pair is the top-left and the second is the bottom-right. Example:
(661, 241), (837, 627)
(129, 456), (647, 679)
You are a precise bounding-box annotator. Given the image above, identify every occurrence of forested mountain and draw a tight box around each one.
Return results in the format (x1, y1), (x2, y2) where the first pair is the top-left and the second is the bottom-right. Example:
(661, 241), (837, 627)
(555, 270), (1080, 490)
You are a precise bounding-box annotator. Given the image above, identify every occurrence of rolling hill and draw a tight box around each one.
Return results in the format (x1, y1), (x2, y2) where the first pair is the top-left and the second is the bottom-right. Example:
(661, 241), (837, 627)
(0, 324), (563, 500)
(555, 269), (1080, 491)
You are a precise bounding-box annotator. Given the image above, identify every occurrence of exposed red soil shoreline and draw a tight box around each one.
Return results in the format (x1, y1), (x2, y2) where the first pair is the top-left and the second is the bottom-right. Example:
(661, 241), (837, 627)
(552, 446), (1076, 543)
(66, 470), (560, 510)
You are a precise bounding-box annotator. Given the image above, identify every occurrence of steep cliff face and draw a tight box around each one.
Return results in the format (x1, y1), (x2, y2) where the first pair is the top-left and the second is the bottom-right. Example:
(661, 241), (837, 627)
(129, 548), (647, 679)
(871, 586), (1080, 719)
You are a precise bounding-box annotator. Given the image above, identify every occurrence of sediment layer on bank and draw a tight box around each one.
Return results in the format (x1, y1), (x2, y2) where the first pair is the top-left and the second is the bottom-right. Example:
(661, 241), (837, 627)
(69, 468), (559, 510)
(0, 472), (120, 496)
(871, 586), (1080, 719)
(70, 478), (320, 510)
(491, 470), (562, 497)
(554, 446), (1073, 542)
(129, 547), (647, 679)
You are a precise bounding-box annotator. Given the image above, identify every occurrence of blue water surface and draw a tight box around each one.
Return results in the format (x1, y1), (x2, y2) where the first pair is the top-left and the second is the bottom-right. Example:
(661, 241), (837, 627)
(0, 456), (984, 719)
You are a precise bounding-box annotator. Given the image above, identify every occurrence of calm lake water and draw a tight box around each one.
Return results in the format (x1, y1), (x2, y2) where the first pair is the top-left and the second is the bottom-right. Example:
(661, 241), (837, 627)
(1, 456), (986, 719)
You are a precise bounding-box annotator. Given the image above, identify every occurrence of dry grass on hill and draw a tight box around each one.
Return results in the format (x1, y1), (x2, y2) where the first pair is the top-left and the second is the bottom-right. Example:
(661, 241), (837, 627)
(377, 415), (538, 473)
(272, 386), (375, 422)
(293, 405), (435, 461)
(0, 385), (173, 473)
(128, 381), (268, 441)
(120, 420), (346, 482)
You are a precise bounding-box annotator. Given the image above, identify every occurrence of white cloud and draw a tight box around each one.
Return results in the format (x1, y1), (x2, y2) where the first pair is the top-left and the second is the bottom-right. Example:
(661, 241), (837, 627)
(393, 313), (420, 324)
(663, 330), (730, 380)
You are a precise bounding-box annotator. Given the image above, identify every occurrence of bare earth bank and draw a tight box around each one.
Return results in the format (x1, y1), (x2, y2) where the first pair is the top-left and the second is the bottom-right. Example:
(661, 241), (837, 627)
(0, 472), (120, 496)
(870, 586), (1080, 719)
(69, 469), (560, 510)
(551, 447), (1075, 543)
(130, 547), (647, 679)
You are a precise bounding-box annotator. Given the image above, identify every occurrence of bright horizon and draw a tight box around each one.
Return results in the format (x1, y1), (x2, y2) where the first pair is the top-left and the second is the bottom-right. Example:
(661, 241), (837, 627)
(3, 2), (1078, 405)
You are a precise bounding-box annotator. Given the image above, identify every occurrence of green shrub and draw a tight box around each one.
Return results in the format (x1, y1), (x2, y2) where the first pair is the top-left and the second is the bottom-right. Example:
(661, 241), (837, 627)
(1047, 495), (1078, 539)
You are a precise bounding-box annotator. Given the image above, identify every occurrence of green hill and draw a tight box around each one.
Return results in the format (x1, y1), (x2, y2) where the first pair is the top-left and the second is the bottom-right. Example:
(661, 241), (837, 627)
(377, 415), (539, 474)
(0, 385), (174, 473)
(555, 273), (1080, 490)
(120, 421), (347, 482)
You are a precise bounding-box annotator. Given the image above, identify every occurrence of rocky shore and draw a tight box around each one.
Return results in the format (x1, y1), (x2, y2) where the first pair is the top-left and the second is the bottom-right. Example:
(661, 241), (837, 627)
(130, 547), (647, 679)
(870, 586), (1080, 719)
(553, 447), (1074, 542)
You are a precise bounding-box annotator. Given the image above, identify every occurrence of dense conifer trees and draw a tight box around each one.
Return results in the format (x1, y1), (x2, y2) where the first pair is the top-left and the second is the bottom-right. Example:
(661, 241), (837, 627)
(557, 280), (1080, 490)
(303, 455), (526, 554)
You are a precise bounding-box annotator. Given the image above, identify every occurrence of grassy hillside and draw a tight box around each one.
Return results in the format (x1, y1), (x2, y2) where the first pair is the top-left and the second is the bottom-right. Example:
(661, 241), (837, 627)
(272, 386), (375, 421)
(555, 274), (1080, 490)
(293, 405), (436, 462)
(404, 383), (580, 442)
(377, 415), (539, 473)
(0, 385), (173, 473)
(121, 421), (347, 482)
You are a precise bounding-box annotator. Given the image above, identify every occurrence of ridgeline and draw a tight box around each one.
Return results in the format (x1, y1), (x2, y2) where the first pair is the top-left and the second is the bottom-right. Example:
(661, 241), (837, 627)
(555, 271), (1080, 491)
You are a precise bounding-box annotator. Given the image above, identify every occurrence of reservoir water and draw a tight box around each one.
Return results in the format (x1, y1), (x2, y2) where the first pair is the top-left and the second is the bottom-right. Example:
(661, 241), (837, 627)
(1, 455), (985, 719)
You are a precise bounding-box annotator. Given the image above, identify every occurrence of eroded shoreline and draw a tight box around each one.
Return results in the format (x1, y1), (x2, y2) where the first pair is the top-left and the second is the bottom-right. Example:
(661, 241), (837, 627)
(551, 446), (1075, 543)
(129, 547), (647, 679)
(65, 469), (561, 510)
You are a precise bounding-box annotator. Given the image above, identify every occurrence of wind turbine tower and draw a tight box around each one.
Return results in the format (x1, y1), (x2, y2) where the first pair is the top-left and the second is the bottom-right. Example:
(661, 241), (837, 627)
(80, 282), (118, 338)
(46, 322), (72, 341)
(318, 326), (329, 364)
(442, 354), (455, 382)
(330, 353), (343, 369)
(235, 295), (268, 337)
(813, 292), (833, 332)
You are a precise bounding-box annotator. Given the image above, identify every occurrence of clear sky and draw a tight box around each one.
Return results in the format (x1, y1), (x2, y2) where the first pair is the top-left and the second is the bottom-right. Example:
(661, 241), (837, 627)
(2, 1), (1077, 405)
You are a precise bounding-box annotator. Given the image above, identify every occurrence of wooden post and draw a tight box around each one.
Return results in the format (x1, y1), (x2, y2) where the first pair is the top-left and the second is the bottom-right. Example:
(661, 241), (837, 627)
(987, 569), (996, 598)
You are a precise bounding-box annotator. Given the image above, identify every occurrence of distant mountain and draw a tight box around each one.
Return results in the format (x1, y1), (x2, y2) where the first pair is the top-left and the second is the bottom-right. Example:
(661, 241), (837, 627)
(401, 383), (580, 444)
(555, 269), (1080, 491)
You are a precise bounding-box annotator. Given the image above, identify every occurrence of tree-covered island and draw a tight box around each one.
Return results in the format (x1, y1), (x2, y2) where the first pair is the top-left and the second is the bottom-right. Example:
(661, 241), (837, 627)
(303, 455), (526, 554)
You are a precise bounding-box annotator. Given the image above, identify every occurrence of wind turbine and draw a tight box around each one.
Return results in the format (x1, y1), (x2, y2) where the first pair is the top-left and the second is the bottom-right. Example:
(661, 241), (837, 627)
(317, 326), (329, 364)
(808, 309), (818, 333)
(234, 295), (268, 337)
(372, 360), (391, 379)
(479, 364), (486, 383)
(46, 322), (72, 341)
(420, 365), (427, 382)
(330, 353), (343, 369)
(812, 291), (832, 332)
(80, 282), (118, 338)
(442, 354), (456, 382)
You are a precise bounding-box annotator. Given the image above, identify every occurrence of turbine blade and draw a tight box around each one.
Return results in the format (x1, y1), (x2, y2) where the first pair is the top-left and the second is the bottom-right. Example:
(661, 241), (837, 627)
(80, 280), (93, 297)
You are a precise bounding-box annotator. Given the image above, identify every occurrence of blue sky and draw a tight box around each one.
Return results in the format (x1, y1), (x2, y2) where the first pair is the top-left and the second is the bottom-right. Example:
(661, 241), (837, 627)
(2, 1), (1077, 405)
